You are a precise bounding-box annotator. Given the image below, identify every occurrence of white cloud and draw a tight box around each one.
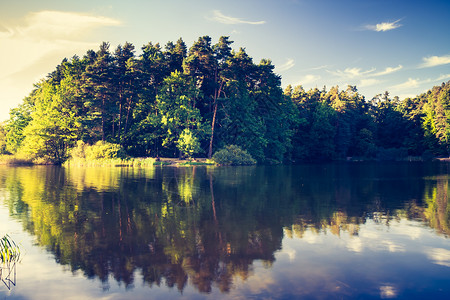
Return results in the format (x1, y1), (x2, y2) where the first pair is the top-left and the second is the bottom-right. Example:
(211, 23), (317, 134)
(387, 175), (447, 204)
(275, 58), (295, 72)
(302, 231), (322, 244)
(391, 78), (420, 90)
(397, 93), (418, 100)
(0, 11), (121, 121)
(328, 67), (375, 79)
(426, 247), (450, 267)
(295, 74), (321, 86)
(211, 10), (266, 25)
(0, 11), (121, 79)
(365, 19), (402, 32)
(17, 10), (121, 40)
(420, 55), (450, 68)
(380, 285), (398, 298)
(282, 245), (297, 261)
(381, 240), (405, 253)
(374, 65), (403, 76)
(346, 237), (363, 253)
(309, 65), (331, 71)
(327, 64), (403, 90)
(359, 78), (380, 87)
(437, 74), (450, 81)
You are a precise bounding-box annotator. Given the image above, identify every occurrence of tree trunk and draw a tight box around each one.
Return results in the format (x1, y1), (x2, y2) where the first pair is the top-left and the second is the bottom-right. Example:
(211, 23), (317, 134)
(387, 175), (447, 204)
(208, 102), (218, 159)
(101, 96), (106, 141)
(118, 92), (123, 143)
(208, 78), (224, 159)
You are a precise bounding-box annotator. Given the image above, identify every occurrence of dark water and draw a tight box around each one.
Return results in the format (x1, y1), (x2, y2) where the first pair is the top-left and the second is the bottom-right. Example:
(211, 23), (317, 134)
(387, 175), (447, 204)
(0, 162), (449, 299)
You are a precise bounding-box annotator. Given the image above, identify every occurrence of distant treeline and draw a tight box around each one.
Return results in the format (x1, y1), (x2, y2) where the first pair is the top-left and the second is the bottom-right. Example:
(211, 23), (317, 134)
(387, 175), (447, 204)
(0, 35), (449, 164)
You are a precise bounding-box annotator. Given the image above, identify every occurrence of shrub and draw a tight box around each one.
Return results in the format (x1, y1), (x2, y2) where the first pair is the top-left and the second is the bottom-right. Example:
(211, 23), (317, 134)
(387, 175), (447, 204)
(212, 145), (256, 166)
(86, 141), (126, 160)
(71, 140), (126, 160)
(376, 147), (408, 161)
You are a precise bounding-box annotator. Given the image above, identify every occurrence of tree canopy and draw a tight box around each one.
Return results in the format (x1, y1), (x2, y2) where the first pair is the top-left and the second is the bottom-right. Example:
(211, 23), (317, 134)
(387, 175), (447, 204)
(2, 36), (450, 163)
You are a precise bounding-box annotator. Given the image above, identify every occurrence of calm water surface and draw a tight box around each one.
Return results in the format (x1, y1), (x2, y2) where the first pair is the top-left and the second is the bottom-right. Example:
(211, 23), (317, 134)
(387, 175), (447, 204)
(0, 163), (449, 299)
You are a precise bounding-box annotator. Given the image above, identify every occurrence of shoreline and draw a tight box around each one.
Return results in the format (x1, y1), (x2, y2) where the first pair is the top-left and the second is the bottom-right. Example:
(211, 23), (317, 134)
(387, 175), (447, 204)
(1, 154), (449, 167)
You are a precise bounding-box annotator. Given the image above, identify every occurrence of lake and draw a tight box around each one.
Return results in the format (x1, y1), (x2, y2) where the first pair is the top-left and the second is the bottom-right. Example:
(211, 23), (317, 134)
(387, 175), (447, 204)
(0, 162), (449, 299)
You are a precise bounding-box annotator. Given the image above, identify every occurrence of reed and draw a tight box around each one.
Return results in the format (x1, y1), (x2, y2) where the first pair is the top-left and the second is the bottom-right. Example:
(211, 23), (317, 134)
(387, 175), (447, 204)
(63, 157), (157, 167)
(0, 235), (21, 263)
(0, 155), (33, 166)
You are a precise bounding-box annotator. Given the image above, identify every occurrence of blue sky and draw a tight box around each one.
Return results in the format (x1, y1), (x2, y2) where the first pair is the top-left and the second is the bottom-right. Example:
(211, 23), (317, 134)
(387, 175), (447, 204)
(0, 0), (449, 121)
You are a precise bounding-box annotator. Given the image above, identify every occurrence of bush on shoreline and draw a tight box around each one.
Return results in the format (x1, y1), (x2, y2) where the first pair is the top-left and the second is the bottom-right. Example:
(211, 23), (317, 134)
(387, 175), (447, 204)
(212, 145), (256, 166)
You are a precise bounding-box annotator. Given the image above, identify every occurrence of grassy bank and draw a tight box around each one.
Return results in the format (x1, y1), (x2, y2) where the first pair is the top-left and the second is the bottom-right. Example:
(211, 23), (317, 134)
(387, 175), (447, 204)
(0, 155), (215, 167)
(63, 157), (157, 167)
(63, 157), (215, 167)
(0, 155), (33, 165)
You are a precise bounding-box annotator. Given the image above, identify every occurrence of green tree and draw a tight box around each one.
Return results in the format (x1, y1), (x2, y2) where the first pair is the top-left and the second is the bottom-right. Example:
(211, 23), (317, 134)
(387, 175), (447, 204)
(0, 123), (7, 154)
(82, 42), (114, 142)
(253, 59), (296, 163)
(112, 42), (137, 143)
(4, 98), (34, 153)
(156, 70), (204, 157)
(21, 80), (80, 163)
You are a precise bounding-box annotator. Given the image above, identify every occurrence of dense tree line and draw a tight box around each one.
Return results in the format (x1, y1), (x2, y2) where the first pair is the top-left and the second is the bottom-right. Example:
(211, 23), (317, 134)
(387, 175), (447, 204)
(1, 35), (450, 163)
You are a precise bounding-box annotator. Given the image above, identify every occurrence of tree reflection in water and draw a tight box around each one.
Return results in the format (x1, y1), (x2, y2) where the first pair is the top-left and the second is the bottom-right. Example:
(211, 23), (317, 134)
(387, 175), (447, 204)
(0, 163), (449, 294)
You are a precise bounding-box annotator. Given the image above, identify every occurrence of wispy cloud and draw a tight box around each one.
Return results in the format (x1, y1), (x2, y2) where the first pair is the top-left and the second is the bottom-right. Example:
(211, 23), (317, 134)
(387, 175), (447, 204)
(359, 78), (381, 87)
(211, 10), (266, 25)
(309, 65), (331, 71)
(327, 67), (375, 79)
(0, 10), (121, 121)
(420, 55), (450, 68)
(426, 247), (450, 267)
(374, 65), (403, 76)
(437, 74), (450, 81)
(391, 78), (420, 90)
(276, 58), (295, 72)
(16, 10), (121, 39)
(391, 74), (450, 92)
(380, 285), (398, 298)
(295, 74), (321, 85)
(328, 64), (403, 83)
(0, 10), (121, 79)
(365, 19), (402, 32)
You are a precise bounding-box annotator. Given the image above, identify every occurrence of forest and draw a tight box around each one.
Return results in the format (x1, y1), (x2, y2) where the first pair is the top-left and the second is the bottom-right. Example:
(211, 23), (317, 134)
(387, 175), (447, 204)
(1, 35), (450, 164)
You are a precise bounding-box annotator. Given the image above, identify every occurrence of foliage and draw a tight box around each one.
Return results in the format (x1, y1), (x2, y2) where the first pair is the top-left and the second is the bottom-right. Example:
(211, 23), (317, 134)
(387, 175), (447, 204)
(85, 141), (126, 160)
(212, 145), (257, 165)
(4, 100), (33, 154)
(176, 128), (201, 158)
(376, 147), (408, 161)
(64, 140), (129, 166)
(19, 79), (80, 164)
(0, 123), (7, 154)
(2, 34), (450, 163)
(70, 140), (126, 160)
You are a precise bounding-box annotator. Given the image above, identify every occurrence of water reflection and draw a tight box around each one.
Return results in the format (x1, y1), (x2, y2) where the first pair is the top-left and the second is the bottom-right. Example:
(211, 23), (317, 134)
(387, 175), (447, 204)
(0, 163), (449, 298)
(0, 262), (17, 290)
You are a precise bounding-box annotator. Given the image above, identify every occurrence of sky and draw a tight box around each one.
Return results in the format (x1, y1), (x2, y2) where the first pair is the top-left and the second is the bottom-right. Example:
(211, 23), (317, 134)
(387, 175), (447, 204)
(0, 0), (449, 121)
